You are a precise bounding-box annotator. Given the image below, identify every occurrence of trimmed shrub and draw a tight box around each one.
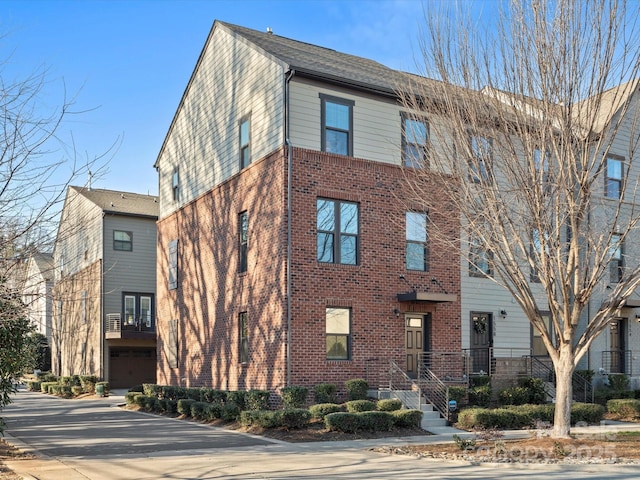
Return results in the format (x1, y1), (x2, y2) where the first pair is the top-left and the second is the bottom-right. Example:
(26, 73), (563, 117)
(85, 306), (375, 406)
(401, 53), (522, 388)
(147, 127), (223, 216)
(345, 400), (376, 413)
(185, 388), (202, 401)
(205, 402), (223, 420)
(134, 394), (157, 411)
(469, 385), (491, 407)
(190, 401), (210, 420)
(498, 386), (530, 406)
(571, 402), (604, 424)
(281, 386), (309, 408)
(470, 375), (491, 387)
(158, 399), (178, 414)
(609, 374), (630, 391)
(325, 412), (361, 433)
(177, 399), (196, 416)
(222, 401), (241, 421)
(239, 410), (280, 428)
(226, 391), (247, 410)
(377, 399), (402, 412)
(345, 379), (369, 401)
(40, 381), (58, 393)
(79, 376), (98, 393)
(143, 383), (160, 397)
(391, 409), (423, 428)
(246, 390), (270, 411)
(49, 385), (72, 398)
(607, 399), (640, 418)
(359, 411), (394, 431)
(71, 386), (83, 396)
(40, 372), (58, 383)
(448, 387), (467, 406)
(128, 384), (144, 393)
(201, 388), (227, 405)
(278, 408), (312, 429)
(314, 383), (337, 404)
(517, 377), (547, 404)
(309, 403), (343, 419)
(125, 392), (139, 404)
(27, 381), (41, 392)
(160, 386), (185, 401)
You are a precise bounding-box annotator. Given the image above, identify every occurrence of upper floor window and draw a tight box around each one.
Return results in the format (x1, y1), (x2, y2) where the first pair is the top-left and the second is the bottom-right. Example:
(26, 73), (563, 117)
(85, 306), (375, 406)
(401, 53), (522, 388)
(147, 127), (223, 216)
(172, 167), (180, 202)
(326, 307), (350, 360)
(605, 155), (623, 199)
(317, 199), (358, 265)
(238, 211), (248, 273)
(469, 135), (492, 182)
(168, 239), (178, 290)
(239, 312), (249, 363)
(239, 116), (251, 169)
(402, 114), (428, 168)
(320, 94), (354, 156)
(114, 230), (133, 251)
(610, 233), (623, 283)
(531, 312), (552, 356)
(469, 236), (492, 277)
(406, 212), (428, 271)
(534, 148), (551, 185)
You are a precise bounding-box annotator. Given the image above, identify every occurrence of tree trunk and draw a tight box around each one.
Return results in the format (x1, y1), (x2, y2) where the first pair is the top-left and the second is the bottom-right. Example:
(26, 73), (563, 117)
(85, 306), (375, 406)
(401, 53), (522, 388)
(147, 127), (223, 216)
(553, 349), (575, 438)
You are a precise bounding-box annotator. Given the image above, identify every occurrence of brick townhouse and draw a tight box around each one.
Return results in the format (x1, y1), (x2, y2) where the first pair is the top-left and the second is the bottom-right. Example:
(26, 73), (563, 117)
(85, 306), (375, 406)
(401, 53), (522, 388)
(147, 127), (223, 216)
(154, 21), (461, 394)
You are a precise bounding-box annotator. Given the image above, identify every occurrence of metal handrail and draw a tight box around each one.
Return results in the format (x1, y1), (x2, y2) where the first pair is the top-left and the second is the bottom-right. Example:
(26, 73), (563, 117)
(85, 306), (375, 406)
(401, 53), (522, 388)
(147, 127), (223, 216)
(527, 355), (593, 403)
(389, 359), (422, 411)
(417, 362), (451, 420)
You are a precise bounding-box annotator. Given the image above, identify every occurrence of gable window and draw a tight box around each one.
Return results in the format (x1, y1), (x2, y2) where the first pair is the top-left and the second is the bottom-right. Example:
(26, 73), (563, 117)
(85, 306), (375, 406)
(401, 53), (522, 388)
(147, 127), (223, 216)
(326, 307), (350, 360)
(172, 167), (180, 202)
(531, 312), (552, 356)
(239, 116), (251, 169)
(239, 312), (249, 364)
(317, 198), (358, 265)
(406, 212), (428, 271)
(168, 239), (178, 290)
(320, 94), (354, 156)
(402, 114), (428, 168)
(605, 155), (623, 199)
(469, 135), (491, 182)
(610, 233), (623, 283)
(114, 230), (133, 251)
(469, 236), (492, 277)
(239, 211), (248, 273)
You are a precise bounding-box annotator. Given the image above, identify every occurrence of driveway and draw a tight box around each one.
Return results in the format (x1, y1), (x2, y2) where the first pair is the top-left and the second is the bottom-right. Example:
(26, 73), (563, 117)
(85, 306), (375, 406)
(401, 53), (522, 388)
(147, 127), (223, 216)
(3, 391), (640, 479)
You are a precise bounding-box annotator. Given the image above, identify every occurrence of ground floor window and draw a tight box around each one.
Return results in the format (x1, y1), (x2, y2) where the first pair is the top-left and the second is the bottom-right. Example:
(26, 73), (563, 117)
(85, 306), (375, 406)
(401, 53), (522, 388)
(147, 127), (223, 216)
(326, 307), (350, 360)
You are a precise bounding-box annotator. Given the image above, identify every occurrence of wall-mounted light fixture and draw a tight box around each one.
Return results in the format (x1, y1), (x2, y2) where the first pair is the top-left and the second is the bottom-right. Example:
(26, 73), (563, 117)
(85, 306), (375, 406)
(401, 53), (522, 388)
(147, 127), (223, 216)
(636, 314), (640, 323)
(393, 308), (401, 318)
(500, 310), (507, 317)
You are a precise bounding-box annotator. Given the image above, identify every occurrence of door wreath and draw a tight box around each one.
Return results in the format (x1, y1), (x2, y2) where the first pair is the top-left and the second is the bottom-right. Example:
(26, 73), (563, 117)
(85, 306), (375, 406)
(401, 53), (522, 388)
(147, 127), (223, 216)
(473, 317), (488, 334)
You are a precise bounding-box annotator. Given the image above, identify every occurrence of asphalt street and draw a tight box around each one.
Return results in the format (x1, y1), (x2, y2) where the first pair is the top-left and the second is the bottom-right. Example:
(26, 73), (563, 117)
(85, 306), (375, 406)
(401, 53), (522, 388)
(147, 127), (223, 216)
(3, 390), (640, 479)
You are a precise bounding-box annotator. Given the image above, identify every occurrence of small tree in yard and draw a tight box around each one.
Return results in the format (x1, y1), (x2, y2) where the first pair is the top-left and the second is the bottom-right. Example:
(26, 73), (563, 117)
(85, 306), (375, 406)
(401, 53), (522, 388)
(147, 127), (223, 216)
(399, 0), (640, 437)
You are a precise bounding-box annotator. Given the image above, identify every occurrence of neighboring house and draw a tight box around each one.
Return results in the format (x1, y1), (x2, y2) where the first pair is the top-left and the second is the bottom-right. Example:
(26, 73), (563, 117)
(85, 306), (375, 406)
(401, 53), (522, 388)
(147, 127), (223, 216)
(154, 21), (461, 396)
(23, 253), (54, 344)
(52, 186), (159, 388)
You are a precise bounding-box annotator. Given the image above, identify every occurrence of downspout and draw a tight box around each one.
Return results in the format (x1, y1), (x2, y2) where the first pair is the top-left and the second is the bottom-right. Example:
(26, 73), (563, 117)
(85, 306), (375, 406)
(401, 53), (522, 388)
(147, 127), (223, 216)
(284, 68), (295, 387)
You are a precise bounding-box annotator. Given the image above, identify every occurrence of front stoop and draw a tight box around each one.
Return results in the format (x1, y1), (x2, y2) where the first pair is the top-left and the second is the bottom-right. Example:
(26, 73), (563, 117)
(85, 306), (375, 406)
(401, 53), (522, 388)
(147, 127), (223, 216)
(373, 389), (448, 431)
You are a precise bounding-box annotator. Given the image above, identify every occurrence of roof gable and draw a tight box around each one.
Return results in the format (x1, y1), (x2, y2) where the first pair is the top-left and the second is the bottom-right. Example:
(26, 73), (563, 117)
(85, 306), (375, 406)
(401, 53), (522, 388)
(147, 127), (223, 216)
(70, 186), (159, 218)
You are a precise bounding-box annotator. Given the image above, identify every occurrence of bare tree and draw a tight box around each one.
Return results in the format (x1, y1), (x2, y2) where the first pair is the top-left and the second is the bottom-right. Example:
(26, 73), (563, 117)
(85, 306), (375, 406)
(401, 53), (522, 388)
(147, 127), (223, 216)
(399, 0), (640, 437)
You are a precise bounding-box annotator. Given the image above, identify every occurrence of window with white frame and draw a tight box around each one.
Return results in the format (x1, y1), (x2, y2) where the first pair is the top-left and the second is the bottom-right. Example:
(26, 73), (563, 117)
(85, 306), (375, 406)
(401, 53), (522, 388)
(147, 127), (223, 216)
(239, 116), (251, 169)
(171, 167), (180, 202)
(326, 307), (350, 360)
(605, 155), (623, 199)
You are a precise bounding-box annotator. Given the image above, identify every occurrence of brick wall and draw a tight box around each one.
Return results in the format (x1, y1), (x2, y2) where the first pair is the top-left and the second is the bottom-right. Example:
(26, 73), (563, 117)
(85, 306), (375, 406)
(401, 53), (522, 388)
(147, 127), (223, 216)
(156, 146), (461, 394)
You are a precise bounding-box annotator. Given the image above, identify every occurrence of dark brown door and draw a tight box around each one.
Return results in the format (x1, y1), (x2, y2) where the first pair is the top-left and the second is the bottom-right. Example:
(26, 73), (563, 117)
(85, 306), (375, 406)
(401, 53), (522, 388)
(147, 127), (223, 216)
(610, 318), (626, 374)
(470, 313), (492, 374)
(405, 314), (430, 377)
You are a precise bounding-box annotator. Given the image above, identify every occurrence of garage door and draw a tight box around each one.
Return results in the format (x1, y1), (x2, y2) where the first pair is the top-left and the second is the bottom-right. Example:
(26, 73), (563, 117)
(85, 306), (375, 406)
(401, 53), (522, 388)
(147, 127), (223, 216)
(109, 348), (157, 388)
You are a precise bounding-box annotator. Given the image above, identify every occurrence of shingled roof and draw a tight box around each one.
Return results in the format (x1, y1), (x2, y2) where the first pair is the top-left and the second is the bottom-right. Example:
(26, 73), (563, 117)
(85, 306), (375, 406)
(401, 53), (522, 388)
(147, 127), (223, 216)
(71, 186), (159, 218)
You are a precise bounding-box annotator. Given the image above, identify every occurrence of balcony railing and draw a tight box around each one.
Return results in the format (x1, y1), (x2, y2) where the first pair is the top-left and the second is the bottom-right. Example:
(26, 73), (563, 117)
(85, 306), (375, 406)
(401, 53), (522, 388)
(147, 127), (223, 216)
(601, 350), (633, 375)
(105, 313), (156, 339)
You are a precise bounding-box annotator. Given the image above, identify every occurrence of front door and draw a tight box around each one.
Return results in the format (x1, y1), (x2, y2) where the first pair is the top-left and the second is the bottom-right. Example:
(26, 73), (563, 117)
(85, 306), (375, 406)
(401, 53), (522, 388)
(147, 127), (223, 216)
(610, 318), (627, 373)
(470, 312), (492, 374)
(405, 314), (430, 377)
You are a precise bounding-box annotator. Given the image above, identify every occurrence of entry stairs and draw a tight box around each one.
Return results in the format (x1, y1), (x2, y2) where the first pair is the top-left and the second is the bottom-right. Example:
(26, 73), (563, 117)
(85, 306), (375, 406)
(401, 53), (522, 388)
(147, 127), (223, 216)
(375, 388), (452, 432)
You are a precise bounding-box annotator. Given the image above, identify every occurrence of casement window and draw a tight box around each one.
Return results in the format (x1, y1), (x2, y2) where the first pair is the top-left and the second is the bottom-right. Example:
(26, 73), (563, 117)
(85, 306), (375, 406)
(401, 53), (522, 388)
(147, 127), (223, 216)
(172, 167), (180, 202)
(238, 211), (248, 273)
(317, 199), (358, 265)
(123, 293), (154, 329)
(469, 135), (491, 182)
(239, 116), (251, 169)
(531, 312), (552, 356)
(402, 114), (428, 168)
(406, 211), (428, 271)
(605, 155), (623, 199)
(469, 236), (492, 277)
(168, 239), (178, 290)
(326, 307), (350, 360)
(167, 319), (178, 368)
(320, 94), (354, 156)
(113, 230), (133, 251)
(239, 312), (249, 364)
(610, 233), (623, 283)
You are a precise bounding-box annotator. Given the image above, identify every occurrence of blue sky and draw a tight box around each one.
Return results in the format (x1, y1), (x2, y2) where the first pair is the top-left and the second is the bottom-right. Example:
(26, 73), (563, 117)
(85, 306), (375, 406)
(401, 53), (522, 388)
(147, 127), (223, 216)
(1, 0), (443, 196)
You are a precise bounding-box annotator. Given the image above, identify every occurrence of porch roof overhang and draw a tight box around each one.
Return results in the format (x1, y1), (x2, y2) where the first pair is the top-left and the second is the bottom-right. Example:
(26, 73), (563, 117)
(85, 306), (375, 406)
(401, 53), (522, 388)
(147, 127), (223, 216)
(396, 291), (457, 303)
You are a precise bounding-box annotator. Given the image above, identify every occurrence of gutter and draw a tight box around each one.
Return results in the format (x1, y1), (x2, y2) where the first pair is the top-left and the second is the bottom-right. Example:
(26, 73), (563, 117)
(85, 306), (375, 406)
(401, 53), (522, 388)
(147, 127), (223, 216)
(284, 68), (295, 386)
